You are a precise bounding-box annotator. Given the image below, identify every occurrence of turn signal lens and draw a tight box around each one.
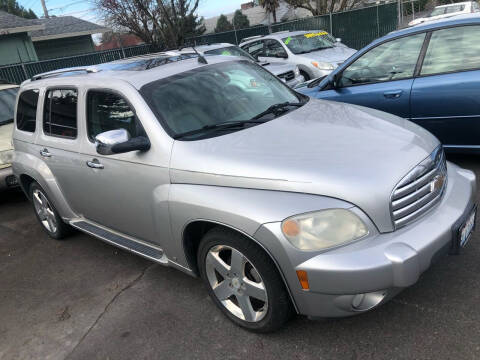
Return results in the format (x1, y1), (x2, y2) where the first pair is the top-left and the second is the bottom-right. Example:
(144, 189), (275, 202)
(296, 270), (309, 290)
(282, 219), (300, 237)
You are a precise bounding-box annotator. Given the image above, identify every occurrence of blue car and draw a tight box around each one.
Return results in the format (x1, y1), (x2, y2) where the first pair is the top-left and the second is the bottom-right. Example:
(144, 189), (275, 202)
(299, 14), (480, 152)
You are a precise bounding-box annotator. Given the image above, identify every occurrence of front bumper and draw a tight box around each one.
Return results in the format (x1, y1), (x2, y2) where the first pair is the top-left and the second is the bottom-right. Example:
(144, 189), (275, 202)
(0, 165), (18, 190)
(254, 162), (476, 317)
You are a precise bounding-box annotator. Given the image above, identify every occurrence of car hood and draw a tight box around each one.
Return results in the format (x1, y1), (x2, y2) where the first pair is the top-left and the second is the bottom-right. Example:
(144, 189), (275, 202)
(301, 46), (357, 65)
(261, 61), (296, 75)
(170, 100), (439, 232)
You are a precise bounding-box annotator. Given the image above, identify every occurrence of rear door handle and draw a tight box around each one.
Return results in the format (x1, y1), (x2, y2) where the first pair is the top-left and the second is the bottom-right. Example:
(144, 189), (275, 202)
(86, 159), (104, 169)
(383, 90), (403, 99)
(40, 148), (51, 158)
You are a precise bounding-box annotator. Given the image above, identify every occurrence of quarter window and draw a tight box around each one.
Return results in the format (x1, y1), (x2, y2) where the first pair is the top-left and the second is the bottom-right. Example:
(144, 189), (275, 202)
(339, 33), (425, 87)
(87, 91), (141, 141)
(43, 89), (77, 138)
(16, 89), (38, 132)
(421, 26), (480, 76)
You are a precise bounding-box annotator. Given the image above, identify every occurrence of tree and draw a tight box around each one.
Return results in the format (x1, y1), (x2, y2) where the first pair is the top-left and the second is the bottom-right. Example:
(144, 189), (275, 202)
(96, 0), (205, 49)
(232, 10), (250, 29)
(215, 14), (234, 33)
(259, 0), (279, 23)
(284, 0), (362, 16)
(0, 0), (37, 19)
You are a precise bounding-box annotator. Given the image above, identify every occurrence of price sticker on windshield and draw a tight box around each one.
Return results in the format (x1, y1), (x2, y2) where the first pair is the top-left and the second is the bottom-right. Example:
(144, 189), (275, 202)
(304, 31), (328, 38)
(284, 37), (292, 44)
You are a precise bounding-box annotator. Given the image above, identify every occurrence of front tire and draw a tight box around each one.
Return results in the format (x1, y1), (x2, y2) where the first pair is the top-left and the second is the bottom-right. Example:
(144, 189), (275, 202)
(198, 227), (293, 332)
(30, 182), (72, 240)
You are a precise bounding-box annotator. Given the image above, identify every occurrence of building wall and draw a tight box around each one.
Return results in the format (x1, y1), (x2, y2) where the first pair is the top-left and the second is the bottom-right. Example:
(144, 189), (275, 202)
(34, 35), (95, 60)
(0, 33), (38, 66)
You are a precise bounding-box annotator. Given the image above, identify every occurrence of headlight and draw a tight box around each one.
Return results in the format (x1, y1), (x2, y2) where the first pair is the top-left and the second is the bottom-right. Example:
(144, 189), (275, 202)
(294, 66), (300, 76)
(281, 209), (368, 251)
(311, 61), (334, 70)
(0, 149), (13, 166)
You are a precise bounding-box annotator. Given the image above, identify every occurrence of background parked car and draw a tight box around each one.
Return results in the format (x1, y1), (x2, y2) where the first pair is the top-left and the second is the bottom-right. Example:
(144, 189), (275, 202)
(299, 14), (480, 152)
(175, 43), (304, 87)
(240, 30), (356, 81)
(0, 82), (19, 190)
(408, 1), (479, 26)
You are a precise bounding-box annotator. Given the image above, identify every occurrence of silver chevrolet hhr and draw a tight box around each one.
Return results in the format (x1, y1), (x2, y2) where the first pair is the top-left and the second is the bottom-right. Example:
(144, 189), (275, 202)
(12, 54), (476, 332)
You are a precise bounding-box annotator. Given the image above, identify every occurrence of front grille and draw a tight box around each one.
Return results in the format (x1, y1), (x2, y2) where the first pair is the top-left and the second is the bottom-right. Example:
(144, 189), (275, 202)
(278, 70), (295, 81)
(390, 146), (447, 229)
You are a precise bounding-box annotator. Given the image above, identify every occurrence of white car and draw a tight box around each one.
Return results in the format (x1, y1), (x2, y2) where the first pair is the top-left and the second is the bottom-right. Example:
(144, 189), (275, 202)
(0, 82), (19, 190)
(240, 30), (356, 81)
(175, 43), (304, 87)
(408, 1), (480, 26)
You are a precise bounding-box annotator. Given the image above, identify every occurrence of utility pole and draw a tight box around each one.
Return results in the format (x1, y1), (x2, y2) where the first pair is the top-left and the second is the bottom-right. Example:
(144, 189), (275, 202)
(40, 0), (49, 18)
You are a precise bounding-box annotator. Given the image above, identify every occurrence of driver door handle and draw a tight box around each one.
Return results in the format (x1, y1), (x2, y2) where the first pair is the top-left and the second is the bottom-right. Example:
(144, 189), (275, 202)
(383, 90), (403, 99)
(86, 159), (104, 169)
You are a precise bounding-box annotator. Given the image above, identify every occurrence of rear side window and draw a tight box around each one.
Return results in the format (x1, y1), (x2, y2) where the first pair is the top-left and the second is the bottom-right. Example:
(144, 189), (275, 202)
(87, 91), (141, 141)
(43, 89), (77, 138)
(16, 89), (38, 132)
(421, 25), (480, 76)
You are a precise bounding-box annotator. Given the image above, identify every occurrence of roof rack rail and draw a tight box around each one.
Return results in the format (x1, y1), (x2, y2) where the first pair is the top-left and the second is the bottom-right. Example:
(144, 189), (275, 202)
(31, 67), (100, 81)
(272, 30), (290, 34)
(240, 35), (263, 43)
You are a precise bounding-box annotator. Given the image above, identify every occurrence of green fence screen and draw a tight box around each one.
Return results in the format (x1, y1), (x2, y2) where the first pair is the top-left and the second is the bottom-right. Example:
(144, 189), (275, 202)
(190, 3), (398, 51)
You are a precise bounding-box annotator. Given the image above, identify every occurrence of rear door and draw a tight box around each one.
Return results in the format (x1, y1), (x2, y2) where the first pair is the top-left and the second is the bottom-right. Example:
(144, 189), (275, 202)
(411, 25), (480, 146)
(317, 32), (426, 118)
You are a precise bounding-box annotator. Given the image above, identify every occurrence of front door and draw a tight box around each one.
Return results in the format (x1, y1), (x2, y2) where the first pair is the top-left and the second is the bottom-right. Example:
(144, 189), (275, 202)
(69, 89), (170, 245)
(318, 32), (426, 119)
(411, 25), (480, 146)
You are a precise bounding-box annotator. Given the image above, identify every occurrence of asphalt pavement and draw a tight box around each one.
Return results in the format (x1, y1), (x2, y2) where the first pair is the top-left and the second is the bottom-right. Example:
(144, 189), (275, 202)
(1, 154), (480, 360)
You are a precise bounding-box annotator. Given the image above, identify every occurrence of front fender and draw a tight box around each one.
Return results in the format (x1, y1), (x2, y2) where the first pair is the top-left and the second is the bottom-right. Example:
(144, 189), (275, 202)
(168, 184), (353, 267)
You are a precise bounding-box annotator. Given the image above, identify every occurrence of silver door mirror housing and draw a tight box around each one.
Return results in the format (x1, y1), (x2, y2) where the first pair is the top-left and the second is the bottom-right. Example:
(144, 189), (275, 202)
(95, 129), (131, 155)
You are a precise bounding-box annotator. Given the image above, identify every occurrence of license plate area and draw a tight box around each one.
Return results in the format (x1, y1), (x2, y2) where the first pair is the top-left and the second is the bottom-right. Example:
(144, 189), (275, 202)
(451, 205), (477, 254)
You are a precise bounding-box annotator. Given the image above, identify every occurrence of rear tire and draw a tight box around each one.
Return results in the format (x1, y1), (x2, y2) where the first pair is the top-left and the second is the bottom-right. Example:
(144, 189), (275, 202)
(198, 227), (294, 332)
(29, 182), (72, 240)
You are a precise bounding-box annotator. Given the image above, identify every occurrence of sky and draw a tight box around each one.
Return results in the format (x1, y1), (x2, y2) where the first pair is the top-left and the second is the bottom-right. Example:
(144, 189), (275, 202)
(18, 0), (246, 24)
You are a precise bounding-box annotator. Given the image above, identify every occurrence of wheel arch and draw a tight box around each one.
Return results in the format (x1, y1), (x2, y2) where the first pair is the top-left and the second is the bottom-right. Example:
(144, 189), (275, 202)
(181, 218), (299, 313)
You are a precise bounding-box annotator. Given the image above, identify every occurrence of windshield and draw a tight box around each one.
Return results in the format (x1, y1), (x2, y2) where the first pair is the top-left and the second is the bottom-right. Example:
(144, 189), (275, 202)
(140, 60), (302, 140)
(282, 32), (335, 54)
(0, 87), (18, 126)
(204, 46), (257, 61)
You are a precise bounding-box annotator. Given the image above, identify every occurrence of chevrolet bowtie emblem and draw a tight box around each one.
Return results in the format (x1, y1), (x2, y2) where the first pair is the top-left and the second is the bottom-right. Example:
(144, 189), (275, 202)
(431, 174), (445, 193)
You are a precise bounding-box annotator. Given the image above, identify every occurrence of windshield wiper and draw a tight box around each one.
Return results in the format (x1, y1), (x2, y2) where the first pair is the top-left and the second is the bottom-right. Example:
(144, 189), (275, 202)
(251, 102), (304, 121)
(173, 119), (267, 139)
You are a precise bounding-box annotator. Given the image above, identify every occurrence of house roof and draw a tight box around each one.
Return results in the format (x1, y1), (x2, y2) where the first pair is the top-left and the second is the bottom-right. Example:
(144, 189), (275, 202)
(0, 11), (45, 35)
(30, 16), (110, 42)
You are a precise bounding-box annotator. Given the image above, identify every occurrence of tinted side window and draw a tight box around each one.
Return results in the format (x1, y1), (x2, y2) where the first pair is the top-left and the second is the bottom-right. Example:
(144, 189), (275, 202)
(16, 89), (39, 132)
(241, 40), (264, 58)
(421, 26), (480, 76)
(43, 89), (77, 138)
(339, 33), (425, 87)
(87, 91), (141, 141)
(264, 39), (287, 58)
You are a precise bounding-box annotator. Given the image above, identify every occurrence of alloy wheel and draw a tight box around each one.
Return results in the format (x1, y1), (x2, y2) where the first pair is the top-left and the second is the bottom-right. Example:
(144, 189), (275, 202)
(32, 189), (58, 233)
(205, 245), (268, 322)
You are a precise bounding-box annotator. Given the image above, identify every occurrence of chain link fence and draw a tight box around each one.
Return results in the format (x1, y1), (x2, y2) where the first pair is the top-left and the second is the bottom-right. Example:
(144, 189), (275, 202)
(0, 44), (152, 84)
(189, 3), (398, 50)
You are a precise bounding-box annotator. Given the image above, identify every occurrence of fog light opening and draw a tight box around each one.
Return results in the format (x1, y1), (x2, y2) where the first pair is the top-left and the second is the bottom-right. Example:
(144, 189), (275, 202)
(351, 290), (387, 312)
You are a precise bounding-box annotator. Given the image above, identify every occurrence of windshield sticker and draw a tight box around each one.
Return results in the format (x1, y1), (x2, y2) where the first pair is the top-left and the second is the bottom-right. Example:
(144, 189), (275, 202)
(221, 50), (232, 56)
(284, 37), (292, 45)
(304, 31), (328, 38)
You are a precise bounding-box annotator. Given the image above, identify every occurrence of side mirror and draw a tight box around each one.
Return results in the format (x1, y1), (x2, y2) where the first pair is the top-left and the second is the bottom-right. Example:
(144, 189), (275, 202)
(95, 129), (150, 155)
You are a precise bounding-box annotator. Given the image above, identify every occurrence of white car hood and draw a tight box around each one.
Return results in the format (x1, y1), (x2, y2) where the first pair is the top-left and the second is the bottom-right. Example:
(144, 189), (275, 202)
(300, 46), (357, 65)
